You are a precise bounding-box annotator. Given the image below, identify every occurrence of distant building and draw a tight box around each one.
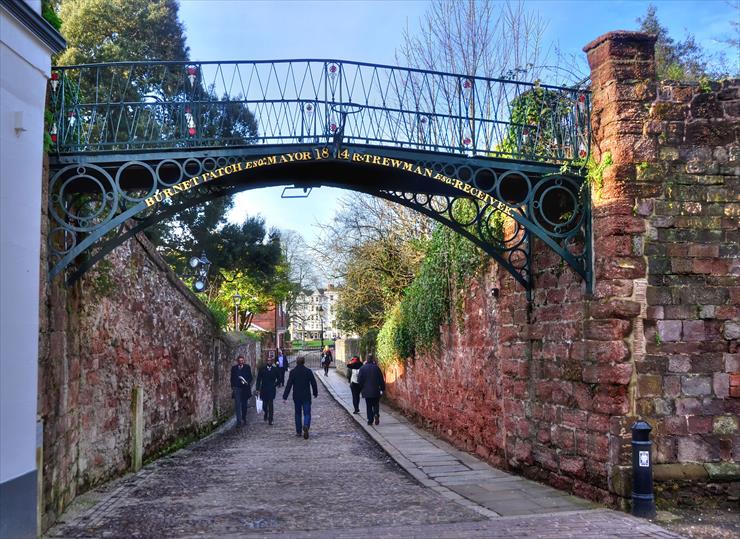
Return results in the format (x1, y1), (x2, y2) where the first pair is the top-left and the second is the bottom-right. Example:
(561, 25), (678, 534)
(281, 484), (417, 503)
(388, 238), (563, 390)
(288, 284), (342, 341)
(250, 301), (288, 349)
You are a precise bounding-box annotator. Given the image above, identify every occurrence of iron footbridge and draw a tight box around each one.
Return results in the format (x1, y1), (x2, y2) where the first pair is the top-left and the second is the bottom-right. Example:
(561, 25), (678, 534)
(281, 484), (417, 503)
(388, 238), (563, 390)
(47, 59), (593, 296)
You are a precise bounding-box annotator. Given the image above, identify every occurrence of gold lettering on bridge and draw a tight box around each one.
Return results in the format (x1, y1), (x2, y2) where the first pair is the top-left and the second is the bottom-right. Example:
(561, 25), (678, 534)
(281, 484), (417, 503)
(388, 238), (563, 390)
(144, 146), (512, 218)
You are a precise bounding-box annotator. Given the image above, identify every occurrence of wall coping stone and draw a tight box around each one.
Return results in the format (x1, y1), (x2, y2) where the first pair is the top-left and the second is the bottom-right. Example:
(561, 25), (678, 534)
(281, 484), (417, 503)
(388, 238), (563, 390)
(652, 463), (708, 481)
(583, 31), (657, 53)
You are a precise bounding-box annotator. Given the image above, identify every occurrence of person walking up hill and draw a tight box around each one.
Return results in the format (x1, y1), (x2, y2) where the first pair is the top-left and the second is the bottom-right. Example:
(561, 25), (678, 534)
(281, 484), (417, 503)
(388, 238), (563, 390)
(357, 354), (385, 426)
(256, 356), (280, 425)
(283, 356), (318, 439)
(346, 355), (363, 414)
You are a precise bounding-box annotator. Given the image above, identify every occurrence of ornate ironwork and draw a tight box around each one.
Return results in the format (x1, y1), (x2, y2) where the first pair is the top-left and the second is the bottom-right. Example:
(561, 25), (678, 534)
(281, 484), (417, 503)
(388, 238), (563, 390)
(48, 144), (592, 295)
(48, 59), (590, 164)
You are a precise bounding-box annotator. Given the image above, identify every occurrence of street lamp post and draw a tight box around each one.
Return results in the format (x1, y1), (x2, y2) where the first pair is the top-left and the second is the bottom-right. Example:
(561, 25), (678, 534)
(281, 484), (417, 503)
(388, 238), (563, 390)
(318, 305), (324, 350)
(232, 292), (242, 331)
(188, 251), (212, 293)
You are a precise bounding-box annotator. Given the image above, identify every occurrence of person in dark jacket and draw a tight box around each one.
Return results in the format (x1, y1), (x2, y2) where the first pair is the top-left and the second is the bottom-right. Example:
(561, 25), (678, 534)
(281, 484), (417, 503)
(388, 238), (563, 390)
(230, 355), (253, 427)
(357, 353), (385, 426)
(320, 346), (333, 376)
(276, 348), (287, 387)
(282, 356), (318, 439)
(256, 356), (281, 425)
(346, 355), (363, 414)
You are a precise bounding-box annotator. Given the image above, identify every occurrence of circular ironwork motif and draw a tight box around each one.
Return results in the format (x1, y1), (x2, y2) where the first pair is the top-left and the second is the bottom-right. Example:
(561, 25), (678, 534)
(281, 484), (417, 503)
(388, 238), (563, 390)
(115, 161), (157, 204)
(183, 158), (203, 177)
(530, 174), (584, 238)
(156, 159), (185, 187)
(472, 168), (497, 193)
(49, 164), (119, 232)
(49, 227), (77, 255)
(477, 207), (526, 250)
(449, 197), (480, 227)
(496, 170), (532, 206)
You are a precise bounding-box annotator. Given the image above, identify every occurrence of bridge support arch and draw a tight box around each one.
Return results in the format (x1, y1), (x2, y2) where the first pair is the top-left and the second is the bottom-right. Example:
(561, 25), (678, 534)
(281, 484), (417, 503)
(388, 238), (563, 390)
(47, 144), (592, 297)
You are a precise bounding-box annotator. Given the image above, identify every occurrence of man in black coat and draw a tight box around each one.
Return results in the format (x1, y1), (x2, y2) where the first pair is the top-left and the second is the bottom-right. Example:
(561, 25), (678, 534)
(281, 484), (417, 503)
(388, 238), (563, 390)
(282, 356), (318, 439)
(230, 355), (253, 427)
(276, 348), (287, 387)
(357, 353), (385, 426)
(256, 356), (281, 425)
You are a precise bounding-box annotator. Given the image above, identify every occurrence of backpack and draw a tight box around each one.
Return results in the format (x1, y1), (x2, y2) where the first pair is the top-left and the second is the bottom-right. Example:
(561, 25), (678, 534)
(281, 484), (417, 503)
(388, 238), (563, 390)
(350, 368), (360, 384)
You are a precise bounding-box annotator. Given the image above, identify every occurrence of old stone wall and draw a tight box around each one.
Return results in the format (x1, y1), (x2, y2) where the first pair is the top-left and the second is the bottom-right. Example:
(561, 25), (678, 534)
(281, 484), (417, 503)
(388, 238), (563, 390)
(384, 31), (738, 507)
(37, 226), (257, 529)
(635, 78), (739, 498)
(334, 338), (361, 376)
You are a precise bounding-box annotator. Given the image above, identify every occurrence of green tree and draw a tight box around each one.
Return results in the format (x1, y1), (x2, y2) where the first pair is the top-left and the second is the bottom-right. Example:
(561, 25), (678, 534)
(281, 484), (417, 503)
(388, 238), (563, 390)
(316, 194), (432, 337)
(56, 1), (268, 308)
(57, 0), (188, 65)
(153, 207), (283, 292)
(637, 4), (724, 81)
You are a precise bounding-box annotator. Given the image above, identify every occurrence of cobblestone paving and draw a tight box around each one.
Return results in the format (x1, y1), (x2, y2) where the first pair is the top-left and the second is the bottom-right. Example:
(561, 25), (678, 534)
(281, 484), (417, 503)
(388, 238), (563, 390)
(46, 369), (686, 539)
(46, 386), (481, 538)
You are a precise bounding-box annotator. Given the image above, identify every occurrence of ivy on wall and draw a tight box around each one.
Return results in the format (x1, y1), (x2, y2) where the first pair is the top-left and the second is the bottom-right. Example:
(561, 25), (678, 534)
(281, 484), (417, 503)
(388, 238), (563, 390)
(376, 200), (487, 367)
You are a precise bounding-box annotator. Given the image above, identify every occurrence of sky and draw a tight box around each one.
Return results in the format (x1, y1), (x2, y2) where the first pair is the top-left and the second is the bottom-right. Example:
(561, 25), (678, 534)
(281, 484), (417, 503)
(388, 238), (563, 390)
(176, 0), (739, 245)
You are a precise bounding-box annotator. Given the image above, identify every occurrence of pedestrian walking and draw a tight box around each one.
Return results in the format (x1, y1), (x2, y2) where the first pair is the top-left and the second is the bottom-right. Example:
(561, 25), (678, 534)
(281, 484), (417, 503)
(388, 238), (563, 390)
(346, 355), (363, 414)
(276, 348), (287, 387)
(230, 355), (253, 427)
(256, 356), (280, 425)
(321, 345), (333, 376)
(357, 354), (385, 426)
(282, 356), (318, 439)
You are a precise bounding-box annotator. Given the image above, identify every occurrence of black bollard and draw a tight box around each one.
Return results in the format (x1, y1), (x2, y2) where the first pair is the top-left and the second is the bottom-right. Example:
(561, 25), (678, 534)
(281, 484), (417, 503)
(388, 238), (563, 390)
(631, 420), (656, 518)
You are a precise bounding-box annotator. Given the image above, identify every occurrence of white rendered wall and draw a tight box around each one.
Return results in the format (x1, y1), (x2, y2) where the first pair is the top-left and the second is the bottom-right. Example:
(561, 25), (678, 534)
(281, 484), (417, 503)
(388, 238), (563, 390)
(0, 5), (51, 485)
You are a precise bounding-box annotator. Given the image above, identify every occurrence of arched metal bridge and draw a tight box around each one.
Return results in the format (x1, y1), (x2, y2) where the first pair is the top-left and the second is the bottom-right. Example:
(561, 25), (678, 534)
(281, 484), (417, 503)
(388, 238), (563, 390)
(47, 59), (592, 296)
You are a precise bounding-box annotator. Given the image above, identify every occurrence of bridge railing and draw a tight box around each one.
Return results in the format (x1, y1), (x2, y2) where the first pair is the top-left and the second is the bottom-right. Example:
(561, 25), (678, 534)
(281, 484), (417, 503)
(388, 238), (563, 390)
(48, 59), (590, 163)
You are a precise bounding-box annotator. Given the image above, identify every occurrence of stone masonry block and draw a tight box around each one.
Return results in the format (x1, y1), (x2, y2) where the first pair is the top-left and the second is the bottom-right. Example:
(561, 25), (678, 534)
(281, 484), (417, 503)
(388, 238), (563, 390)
(730, 373), (740, 398)
(682, 320), (706, 342)
(713, 373), (729, 398)
(583, 364), (633, 385)
(687, 415), (713, 434)
(682, 375), (713, 397)
(657, 320), (682, 342)
(584, 319), (632, 341)
(713, 414), (738, 435)
(637, 374), (663, 397)
(677, 437), (715, 462)
(590, 300), (642, 320)
(723, 320), (740, 340)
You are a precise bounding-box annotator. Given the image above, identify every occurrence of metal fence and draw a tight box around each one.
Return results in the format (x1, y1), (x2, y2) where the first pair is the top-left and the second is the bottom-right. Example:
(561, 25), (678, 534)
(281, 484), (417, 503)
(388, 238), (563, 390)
(49, 59), (590, 163)
(263, 346), (332, 371)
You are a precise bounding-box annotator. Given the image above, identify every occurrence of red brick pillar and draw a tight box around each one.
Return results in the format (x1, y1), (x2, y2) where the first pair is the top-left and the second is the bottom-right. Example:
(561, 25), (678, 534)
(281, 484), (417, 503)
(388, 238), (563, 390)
(585, 31), (658, 196)
(582, 31), (657, 503)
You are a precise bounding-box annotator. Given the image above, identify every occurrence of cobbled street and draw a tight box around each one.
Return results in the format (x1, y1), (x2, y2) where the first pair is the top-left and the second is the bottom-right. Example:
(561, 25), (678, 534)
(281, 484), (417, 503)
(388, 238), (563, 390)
(46, 382), (482, 538)
(46, 373), (685, 539)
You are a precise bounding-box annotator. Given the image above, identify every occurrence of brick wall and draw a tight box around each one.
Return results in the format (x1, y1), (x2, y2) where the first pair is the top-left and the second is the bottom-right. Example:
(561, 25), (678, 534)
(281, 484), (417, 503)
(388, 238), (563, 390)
(384, 31), (738, 506)
(38, 219), (257, 528)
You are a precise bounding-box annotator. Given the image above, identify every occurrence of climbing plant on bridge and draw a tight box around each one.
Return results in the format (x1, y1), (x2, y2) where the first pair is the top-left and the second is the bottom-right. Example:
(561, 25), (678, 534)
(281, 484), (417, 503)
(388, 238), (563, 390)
(497, 85), (588, 162)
